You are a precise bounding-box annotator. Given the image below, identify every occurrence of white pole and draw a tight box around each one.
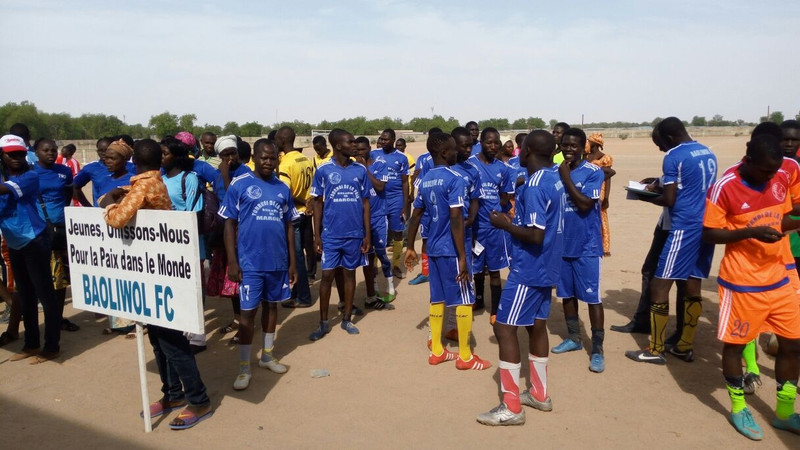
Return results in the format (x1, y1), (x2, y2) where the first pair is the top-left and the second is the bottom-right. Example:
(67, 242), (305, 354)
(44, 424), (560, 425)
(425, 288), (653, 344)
(136, 322), (152, 433)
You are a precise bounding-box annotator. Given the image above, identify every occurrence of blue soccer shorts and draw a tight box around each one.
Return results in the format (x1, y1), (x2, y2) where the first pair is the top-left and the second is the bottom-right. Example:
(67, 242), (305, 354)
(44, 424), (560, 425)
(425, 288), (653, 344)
(240, 271), (291, 310)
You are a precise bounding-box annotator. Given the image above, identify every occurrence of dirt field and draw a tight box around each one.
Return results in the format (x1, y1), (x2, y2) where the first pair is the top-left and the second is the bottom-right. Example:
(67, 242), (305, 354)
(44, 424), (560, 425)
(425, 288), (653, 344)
(1, 135), (798, 448)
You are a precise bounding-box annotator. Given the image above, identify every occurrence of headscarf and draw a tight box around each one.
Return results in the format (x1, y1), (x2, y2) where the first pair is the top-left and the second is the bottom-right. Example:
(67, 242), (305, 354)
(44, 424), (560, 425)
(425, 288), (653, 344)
(214, 135), (238, 153)
(585, 133), (604, 153)
(174, 131), (196, 149)
(106, 139), (133, 160)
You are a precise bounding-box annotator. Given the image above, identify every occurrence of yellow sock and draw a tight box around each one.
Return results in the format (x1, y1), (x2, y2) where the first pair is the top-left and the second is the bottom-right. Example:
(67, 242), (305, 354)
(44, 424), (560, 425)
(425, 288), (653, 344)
(649, 303), (669, 353)
(392, 240), (403, 267)
(456, 305), (473, 361)
(677, 296), (702, 351)
(429, 303), (445, 356)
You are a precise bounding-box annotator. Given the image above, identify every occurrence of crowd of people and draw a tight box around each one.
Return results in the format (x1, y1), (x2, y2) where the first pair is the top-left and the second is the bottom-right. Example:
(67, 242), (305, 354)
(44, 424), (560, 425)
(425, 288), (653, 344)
(0, 117), (799, 441)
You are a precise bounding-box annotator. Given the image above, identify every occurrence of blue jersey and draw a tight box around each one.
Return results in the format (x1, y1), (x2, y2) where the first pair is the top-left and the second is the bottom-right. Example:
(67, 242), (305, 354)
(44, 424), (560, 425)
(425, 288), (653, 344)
(413, 166), (466, 257)
(98, 172), (133, 200)
(370, 149), (409, 211)
(662, 141), (717, 229)
(508, 156), (528, 183)
(562, 161), (604, 258)
(74, 160), (134, 205)
(414, 153), (434, 188)
(468, 154), (516, 229)
(470, 142), (483, 157)
(0, 170), (47, 249)
(34, 163), (73, 225)
(214, 164), (251, 204)
(192, 159), (218, 187)
(310, 159), (370, 241)
(367, 159), (389, 225)
(508, 166), (564, 287)
(218, 172), (299, 272)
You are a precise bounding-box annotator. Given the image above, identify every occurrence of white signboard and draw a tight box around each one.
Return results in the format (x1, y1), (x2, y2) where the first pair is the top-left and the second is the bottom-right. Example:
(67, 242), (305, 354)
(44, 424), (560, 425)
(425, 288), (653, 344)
(65, 207), (204, 335)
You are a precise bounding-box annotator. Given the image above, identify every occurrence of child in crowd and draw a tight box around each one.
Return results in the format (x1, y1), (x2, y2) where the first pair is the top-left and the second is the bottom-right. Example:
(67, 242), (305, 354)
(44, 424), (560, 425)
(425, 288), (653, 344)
(406, 132), (489, 370)
(308, 129), (370, 340)
(220, 140), (297, 390)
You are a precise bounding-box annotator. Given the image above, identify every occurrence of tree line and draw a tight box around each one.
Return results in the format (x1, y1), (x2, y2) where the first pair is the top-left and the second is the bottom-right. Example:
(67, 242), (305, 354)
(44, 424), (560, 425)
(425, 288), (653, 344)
(1, 101), (791, 141)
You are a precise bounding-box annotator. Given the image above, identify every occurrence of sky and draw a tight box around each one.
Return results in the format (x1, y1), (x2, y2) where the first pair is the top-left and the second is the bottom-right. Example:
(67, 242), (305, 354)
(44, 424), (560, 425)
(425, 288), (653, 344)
(1, 0), (799, 127)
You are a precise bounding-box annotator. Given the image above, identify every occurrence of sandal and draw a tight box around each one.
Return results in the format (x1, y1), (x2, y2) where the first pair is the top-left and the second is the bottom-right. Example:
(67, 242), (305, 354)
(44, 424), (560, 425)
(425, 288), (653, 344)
(219, 321), (239, 334)
(169, 407), (213, 430)
(61, 319), (80, 332)
(0, 331), (19, 347)
(140, 398), (187, 419)
(228, 334), (240, 346)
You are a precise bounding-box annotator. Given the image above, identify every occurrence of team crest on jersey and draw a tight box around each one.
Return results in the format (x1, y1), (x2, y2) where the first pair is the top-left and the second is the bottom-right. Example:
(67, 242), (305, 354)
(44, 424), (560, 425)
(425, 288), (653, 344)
(772, 183), (787, 202)
(329, 172), (341, 184)
(245, 185), (262, 200)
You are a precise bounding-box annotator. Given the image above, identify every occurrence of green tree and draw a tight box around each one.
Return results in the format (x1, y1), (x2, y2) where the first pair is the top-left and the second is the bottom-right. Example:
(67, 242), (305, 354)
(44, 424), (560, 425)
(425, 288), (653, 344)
(222, 121), (241, 136)
(0, 101), (49, 138)
(549, 119), (559, 129)
(178, 114), (197, 134)
(526, 117), (546, 129)
(511, 118), (527, 129)
(769, 111), (784, 124)
(199, 124), (222, 136)
(690, 116), (707, 126)
(239, 121), (264, 137)
(478, 118), (510, 130)
(149, 112), (179, 137)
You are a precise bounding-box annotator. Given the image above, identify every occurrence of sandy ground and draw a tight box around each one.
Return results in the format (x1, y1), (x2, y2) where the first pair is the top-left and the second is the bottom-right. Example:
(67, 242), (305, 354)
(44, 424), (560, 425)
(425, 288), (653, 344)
(1, 135), (798, 449)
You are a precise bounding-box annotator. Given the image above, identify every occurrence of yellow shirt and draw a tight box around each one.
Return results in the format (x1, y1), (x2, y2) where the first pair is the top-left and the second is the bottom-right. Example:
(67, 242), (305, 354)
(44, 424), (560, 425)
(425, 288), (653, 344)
(279, 151), (313, 214)
(312, 150), (332, 172)
(402, 151), (416, 173)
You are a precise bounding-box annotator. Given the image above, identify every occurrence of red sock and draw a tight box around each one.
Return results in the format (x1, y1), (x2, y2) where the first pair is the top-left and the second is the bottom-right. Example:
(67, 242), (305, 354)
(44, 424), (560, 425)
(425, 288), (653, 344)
(421, 252), (429, 276)
(529, 354), (548, 402)
(499, 361), (521, 413)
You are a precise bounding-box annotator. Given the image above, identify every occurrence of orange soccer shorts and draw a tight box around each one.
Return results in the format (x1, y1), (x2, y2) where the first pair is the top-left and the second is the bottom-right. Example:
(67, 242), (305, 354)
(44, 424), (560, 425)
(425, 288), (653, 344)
(717, 282), (800, 344)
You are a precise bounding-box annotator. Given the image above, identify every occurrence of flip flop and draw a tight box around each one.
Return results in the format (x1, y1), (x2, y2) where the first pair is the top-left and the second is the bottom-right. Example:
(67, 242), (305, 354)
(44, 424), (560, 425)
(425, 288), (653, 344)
(140, 399), (188, 419)
(168, 408), (213, 430)
(30, 350), (60, 365)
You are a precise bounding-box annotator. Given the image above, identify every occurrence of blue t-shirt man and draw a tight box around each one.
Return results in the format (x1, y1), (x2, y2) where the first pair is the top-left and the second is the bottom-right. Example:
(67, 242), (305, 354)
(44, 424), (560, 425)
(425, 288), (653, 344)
(370, 148), (409, 231)
(662, 141), (717, 230)
(367, 159), (389, 226)
(413, 167), (466, 257)
(34, 163), (73, 225)
(468, 154), (515, 230)
(496, 165), (564, 327)
(450, 159), (481, 244)
(561, 161), (605, 258)
(310, 159), (370, 242)
(507, 166), (565, 287)
(218, 172), (298, 272)
(0, 170), (47, 250)
(74, 160), (135, 205)
(655, 141), (717, 280)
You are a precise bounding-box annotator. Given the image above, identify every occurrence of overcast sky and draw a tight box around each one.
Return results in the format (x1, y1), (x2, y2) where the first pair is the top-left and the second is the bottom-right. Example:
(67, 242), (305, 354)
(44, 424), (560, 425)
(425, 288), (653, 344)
(2, 0), (798, 127)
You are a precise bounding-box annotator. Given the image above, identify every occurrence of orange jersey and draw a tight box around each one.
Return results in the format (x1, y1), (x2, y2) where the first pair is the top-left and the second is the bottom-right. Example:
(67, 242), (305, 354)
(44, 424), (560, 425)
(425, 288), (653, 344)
(704, 167), (792, 291)
(724, 158), (800, 265)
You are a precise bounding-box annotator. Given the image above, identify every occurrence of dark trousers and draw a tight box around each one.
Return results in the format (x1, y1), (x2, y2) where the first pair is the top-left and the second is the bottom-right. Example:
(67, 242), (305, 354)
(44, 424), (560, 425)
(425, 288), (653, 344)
(302, 214), (316, 276)
(147, 324), (210, 407)
(8, 233), (60, 353)
(291, 216), (312, 304)
(633, 225), (686, 329)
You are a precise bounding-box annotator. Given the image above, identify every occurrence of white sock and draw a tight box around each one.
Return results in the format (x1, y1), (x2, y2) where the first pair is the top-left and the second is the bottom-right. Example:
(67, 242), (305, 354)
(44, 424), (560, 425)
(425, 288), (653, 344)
(386, 277), (395, 295)
(262, 332), (274, 350)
